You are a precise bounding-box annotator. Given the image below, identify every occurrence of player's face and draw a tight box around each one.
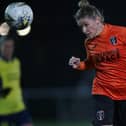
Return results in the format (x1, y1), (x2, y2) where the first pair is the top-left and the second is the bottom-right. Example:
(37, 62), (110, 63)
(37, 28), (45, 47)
(77, 16), (102, 39)
(1, 40), (14, 60)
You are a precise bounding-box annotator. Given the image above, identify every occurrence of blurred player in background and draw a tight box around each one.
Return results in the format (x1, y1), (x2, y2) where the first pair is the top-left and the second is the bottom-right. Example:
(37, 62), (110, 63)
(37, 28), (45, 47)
(69, 0), (126, 125)
(0, 36), (33, 126)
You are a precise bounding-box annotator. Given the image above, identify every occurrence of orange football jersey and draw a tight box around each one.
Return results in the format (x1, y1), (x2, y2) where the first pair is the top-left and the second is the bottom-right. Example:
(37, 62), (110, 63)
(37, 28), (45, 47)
(82, 24), (126, 100)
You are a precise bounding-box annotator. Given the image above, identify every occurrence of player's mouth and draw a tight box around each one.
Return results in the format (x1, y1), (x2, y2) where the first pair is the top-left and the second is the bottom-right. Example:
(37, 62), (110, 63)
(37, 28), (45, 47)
(86, 32), (92, 37)
(87, 33), (96, 39)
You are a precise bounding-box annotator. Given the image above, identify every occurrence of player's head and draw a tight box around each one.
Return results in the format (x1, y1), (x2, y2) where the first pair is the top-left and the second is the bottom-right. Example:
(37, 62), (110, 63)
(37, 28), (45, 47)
(0, 22), (10, 36)
(0, 36), (15, 60)
(74, 0), (104, 39)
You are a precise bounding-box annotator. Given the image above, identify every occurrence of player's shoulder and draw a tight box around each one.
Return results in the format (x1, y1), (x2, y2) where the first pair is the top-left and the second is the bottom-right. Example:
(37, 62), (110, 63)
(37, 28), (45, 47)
(0, 57), (5, 63)
(13, 57), (20, 61)
(107, 23), (126, 32)
(13, 57), (21, 64)
(0, 57), (3, 61)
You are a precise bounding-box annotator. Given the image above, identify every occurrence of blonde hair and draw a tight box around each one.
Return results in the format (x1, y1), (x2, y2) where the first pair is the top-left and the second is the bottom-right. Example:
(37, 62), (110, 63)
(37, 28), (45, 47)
(75, 0), (104, 23)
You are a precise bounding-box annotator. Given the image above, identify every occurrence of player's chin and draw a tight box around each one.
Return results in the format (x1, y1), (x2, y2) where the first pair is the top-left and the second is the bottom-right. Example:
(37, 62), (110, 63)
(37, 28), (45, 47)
(87, 34), (95, 39)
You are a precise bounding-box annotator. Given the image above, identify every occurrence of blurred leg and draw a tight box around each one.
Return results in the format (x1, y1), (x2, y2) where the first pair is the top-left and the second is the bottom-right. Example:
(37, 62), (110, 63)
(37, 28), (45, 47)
(14, 110), (33, 126)
(92, 95), (114, 126)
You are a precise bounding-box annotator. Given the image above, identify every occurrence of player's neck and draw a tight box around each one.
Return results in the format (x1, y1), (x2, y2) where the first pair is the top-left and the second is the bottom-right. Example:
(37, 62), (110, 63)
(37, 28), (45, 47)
(87, 23), (104, 40)
(1, 55), (13, 61)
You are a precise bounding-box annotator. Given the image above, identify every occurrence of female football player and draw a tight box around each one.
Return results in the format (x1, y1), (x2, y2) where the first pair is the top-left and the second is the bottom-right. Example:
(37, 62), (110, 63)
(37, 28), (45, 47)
(69, 0), (126, 125)
(0, 36), (33, 126)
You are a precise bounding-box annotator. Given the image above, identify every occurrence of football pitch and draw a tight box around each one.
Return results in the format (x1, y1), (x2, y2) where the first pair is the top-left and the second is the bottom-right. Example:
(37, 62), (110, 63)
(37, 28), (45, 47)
(34, 121), (92, 126)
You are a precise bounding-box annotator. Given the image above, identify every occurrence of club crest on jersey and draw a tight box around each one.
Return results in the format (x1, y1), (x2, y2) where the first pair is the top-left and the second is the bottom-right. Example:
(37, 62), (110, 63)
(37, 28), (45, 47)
(110, 36), (117, 45)
(96, 110), (104, 121)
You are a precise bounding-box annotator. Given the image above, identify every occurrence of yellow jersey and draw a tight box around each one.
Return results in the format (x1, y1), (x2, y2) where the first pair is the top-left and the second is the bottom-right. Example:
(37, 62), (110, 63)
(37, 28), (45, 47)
(0, 58), (25, 115)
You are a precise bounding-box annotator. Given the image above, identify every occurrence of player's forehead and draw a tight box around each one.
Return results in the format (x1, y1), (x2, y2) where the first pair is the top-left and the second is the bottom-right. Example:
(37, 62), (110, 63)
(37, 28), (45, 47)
(77, 16), (96, 26)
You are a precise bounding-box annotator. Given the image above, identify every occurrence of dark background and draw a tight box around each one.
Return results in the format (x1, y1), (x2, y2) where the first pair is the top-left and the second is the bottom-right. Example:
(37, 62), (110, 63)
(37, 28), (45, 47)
(0, 0), (125, 88)
(0, 0), (126, 122)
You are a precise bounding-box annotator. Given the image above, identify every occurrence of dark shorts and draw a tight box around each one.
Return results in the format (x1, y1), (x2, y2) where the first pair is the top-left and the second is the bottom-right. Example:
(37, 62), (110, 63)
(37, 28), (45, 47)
(92, 95), (126, 126)
(0, 110), (32, 126)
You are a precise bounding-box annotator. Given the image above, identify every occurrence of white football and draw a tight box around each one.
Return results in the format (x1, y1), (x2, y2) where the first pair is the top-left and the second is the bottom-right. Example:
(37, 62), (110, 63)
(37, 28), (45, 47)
(4, 2), (33, 29)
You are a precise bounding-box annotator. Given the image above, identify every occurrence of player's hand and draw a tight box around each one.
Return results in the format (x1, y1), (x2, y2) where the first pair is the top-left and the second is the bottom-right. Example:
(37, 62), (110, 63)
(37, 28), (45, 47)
(0, 88), (12, 98)
(68, 56), (80, 69)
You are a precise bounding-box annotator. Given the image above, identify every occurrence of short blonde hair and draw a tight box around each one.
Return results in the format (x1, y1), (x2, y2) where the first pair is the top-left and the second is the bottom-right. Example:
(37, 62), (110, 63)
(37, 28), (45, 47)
(75, 0), (104, 23)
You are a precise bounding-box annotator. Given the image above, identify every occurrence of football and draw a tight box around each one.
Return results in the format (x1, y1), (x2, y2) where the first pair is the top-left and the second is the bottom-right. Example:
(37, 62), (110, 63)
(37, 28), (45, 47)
(4, 2), (33, 30)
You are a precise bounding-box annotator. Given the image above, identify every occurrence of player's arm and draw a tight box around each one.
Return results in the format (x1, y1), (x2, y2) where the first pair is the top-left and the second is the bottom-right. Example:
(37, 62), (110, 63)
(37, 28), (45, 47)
(119, 27), (126, 45)
(68, 40), (95, 70)
(0, 77), (11, 98)
(0, 88), (11, 98)
(68, 56), (94, 70)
